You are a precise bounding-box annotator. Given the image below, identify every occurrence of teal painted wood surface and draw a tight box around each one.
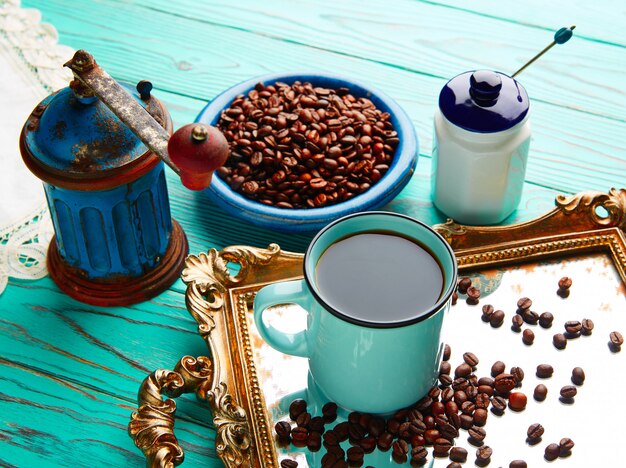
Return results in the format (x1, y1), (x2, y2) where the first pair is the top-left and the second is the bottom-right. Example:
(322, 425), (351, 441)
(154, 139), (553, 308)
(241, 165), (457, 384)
(2, 0), (625, 466)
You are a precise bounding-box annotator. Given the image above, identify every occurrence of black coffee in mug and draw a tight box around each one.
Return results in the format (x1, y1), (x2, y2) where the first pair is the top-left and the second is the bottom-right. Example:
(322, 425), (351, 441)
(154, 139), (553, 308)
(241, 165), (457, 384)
(315, 231), (444, 325)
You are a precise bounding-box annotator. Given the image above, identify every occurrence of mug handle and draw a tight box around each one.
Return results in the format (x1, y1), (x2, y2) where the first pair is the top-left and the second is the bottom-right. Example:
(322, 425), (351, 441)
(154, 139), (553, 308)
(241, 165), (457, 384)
(254, 279), (311, 358)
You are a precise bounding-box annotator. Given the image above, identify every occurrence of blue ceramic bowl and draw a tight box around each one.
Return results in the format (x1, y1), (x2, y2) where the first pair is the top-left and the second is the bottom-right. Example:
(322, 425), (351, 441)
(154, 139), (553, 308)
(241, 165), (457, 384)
(195, 72), (418, 233)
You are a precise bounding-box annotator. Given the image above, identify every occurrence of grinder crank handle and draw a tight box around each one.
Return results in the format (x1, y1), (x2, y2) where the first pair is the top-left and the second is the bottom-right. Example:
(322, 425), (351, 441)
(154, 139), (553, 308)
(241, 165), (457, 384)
(65, 50), (229, 190)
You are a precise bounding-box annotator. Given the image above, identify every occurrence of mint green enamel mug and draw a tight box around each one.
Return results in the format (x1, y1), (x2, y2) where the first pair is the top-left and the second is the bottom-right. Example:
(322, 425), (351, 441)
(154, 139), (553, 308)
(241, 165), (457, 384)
(254, 212), (457, 414)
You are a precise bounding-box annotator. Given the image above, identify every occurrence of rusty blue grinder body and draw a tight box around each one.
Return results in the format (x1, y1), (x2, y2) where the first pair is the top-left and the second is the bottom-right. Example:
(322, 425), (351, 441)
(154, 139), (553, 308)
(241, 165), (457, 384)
(20, 81), (188, 306)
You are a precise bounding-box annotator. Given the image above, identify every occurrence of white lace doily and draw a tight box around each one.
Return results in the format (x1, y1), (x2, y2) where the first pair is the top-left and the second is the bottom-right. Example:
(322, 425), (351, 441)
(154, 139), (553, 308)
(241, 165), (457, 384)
(0, 0), (73, 294)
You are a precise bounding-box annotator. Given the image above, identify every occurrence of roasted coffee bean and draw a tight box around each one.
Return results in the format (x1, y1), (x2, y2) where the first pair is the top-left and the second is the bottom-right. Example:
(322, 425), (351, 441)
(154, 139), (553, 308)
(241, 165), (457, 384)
(473, 408), (488, 426)
(558, 276), (572, 290)
(494, 373), (516, 393)
(358, 413), (372, 430)
(424, 429), (440, 444)
(291, 426), (308, 447)
(491, 396), (507, 414)
(432, 401), (446, 416)
(565, 320), (582, 335)
(534, 384), (548, 401)
(610, 331), (624, 346)
(517, 297), (532, 310)
(411, 445), (428, 462)
(527, 423), (544, 440)
(482, 304), (495, 317)
(511, 314), (524, 330)
(439, 421), (459, 440)
(460, 414), (474, 429)
(429, 387), (442, 401)
(478, 377), (494, 387)
(476, 445), (493, 461)
(346, 446), (364, 463)
(445, 400), (459, 417)
(560, 385), (577, 399)
(490, 309), (505, 327)
(581, 318), (594, 335)
(440, 361), (451, 375)
(348, 423), (366, 441)
(433, 438), (452, 456)
(454, 390), (468, 405)
(410, 434), (426, 447)
(368, 416), (386, 437)
(508, 392), (527, 411)
(307, 431), (322, 451)
(553, 333), (567, 349)
(457, 277), (472, 293)
(571, 367), (585, 385)
(310, 416), (325, 433)
(280, 459), (298, 468)
(323, 430), (339, 445)
(296, 412), (311, 428)
(441, 387), (454, 402)
(536, 364), (554, 378)
(539, 312), (554, 328)
(451, 291), (458, 306)
(559, 437), (575, 456)
(392, 439), (409, 464)
(545, 443), (560, 461)
(509, 461), (527, 468)
(463, 352), (480, 367)
(448, 412), (461, 430)
(477, 386), (494, 398)
(386, 418), (401, 435)
(449, 446), (468, 463)
(334, 421), (350, 441)
(466, 286), (481, 303)
(475, 393), (491, 409)
(275, 420), (292, 439)
(289, 399), (307, 420)
(322, 402), (338, 423)
(468, 426), (486, 442)
(348, 412), (361, 425)
(521, 310), (539, 325)
(321, 451), (344, 467)
(491, 361), (506, 377)
(377, 432), (393, 451)
(461, 401), (476, 415)
(443, 344), (451, 361)
(362, 440), (382, 458)
(424, 415), (436, 429)
(439, 374), (453, 386)
(455, 363), (472, 378)
(522, 329), (535, 345)
(510, 367), (524, 386)
(466, 385), (478, 400)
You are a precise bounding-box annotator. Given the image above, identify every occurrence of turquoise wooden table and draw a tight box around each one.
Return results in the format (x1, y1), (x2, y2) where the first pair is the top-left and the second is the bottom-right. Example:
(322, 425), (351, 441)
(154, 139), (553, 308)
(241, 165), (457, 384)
(2, 0), (625, 466)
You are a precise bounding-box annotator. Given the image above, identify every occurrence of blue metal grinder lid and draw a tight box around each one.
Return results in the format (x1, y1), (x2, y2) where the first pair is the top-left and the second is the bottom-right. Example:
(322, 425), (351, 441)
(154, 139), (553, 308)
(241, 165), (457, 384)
(20, 81), (171, 190)
(438, 70), (529, 133)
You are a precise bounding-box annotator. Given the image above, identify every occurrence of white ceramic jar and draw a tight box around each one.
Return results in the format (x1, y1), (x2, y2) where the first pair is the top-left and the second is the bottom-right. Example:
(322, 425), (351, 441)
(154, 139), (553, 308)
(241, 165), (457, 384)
(431, 70), (531, 225)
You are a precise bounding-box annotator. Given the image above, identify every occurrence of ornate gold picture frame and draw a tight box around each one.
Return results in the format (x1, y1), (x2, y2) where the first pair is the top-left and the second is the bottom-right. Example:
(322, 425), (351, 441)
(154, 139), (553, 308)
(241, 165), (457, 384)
(129, 188), (626, 467)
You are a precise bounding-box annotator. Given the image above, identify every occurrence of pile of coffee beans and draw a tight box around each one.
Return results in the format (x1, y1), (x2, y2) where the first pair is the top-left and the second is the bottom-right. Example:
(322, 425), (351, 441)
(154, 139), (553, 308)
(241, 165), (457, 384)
(215, 81), (398, 208)
(275, 347), (582, 467)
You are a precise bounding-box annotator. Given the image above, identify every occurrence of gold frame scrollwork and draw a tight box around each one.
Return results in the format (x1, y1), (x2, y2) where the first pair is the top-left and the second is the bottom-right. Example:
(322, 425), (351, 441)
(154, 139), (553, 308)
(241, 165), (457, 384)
(128, 188), (626, 467)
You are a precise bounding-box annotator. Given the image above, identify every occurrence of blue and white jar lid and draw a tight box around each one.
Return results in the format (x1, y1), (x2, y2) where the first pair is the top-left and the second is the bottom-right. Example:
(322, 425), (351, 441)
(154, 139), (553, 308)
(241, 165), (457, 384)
(438, 70), (529, 133)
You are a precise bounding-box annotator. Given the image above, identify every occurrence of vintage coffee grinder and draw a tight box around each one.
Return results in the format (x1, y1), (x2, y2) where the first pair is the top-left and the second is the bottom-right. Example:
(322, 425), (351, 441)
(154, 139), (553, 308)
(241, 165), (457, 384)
(19, 50), (229, 306)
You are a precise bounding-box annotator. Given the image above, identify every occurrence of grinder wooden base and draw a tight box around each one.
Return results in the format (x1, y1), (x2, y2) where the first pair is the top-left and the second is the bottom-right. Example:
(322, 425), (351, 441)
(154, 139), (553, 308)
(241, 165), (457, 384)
(47, 220), (188, 307)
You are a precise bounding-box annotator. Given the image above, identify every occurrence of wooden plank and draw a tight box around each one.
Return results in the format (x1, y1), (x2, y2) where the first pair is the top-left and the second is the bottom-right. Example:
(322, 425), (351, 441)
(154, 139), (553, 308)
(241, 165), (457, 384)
(22, 0), (626, 195)
(0, 359), (218, 467)
(428, 0), (626, 47)
(99, 0), (626, 121)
